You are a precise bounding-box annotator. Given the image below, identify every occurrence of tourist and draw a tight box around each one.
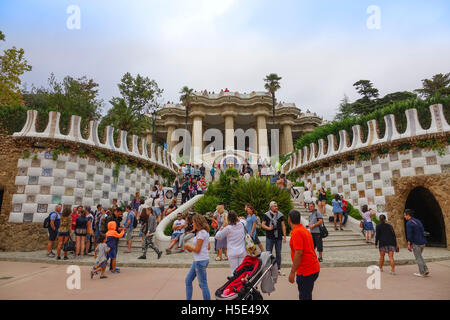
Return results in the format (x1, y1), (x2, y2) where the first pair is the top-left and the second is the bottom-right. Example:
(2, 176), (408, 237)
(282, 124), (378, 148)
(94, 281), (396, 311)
(215, 210), (247, 275)
(181, 179), (189, 204)
(212, 203), (228, 261)
(303, 188), (312, 208)
(74, 209), (88, 258)
(276, 173), (286, 189)
(244, 204), (264, 253)
(197, 178), (204, 194)
(46, 204), (62, 257)
(93, 204), (103, 248)
(70, 207), (79, 238)
(184, 214), (211, 300)
(318, 188), (327, 214)
(131, 191), (141, 219)
(404, 209), (430, 277)
(91, 234), (110, 279)
(138, 208), (162, 259)
(98, 208), (109, 236)
(199, 163), (206, 178)
(288, 209), (320, 300)
(307, 202), (324, 262)
(361, 205), (376, 244)
(158, 184), (165, 216)
(85, 208), (94, 255)
(332, 194), (344, 231)
(210, 166), (216, 182)
(199, 175), (208, 193)
(178, 214), (196, 252)
(112, 199), (118, 211)
(340, 195), (348, 226)
(163, 199), (178, 217)
(189, 179), (197, 198)
(56, 207), (72, 260)
(178, 168), (184, 183)
(375, 214), (398, 275)
(106, 220), (125, 273)
(243, 168), (251, 181)
(262, 201), (287, 275)
(123, 206), (135, 253)
(166, 213), (186, 255)
(173, 180), (180, 199)
(105, 207), (123, 271)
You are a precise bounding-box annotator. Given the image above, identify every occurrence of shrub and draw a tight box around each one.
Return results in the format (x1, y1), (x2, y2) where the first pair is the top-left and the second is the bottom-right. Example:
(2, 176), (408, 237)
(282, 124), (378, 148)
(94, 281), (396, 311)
(194, 195), (221, 215)
(230, 178), (294, 233)
(0, 104), (27, 135)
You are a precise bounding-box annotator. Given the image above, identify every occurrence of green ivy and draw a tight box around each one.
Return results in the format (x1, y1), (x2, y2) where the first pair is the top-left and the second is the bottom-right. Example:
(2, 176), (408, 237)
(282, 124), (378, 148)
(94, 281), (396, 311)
(357, 151), (371, 161)
(23, 150), (30, 159)
(416, 138), (446, 156)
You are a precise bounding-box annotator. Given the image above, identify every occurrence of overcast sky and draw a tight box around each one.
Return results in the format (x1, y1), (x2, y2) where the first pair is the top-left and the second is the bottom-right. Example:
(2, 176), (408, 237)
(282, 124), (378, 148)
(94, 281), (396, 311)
(1, 0), (450, 120)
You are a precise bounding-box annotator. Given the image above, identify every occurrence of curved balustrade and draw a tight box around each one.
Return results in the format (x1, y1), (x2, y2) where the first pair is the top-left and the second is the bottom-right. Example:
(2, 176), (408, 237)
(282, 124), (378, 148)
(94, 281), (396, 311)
(284, 104), (450, 174)
(13, 110), (180, 174)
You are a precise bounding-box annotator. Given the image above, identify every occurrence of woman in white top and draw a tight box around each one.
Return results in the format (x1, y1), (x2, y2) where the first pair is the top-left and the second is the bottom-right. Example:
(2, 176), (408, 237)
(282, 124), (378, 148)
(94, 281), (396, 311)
(303, 188), (312, 208)
(215, 210), (247, 275)
(184, 214), (211, 300)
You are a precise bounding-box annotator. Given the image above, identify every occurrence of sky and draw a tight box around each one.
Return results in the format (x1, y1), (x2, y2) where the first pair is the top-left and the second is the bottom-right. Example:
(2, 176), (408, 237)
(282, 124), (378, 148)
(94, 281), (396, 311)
(1, 0), (450, 120)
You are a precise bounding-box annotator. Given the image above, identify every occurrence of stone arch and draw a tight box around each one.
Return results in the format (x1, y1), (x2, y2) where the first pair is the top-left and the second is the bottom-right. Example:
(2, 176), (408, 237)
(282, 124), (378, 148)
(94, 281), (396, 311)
(385, 173), (450, 250)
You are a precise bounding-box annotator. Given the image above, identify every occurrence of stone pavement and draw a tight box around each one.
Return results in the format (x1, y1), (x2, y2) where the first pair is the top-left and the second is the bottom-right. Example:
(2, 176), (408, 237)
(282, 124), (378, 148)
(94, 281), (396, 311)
(0, 260), (449, 300)
(0, 246), (450, 268)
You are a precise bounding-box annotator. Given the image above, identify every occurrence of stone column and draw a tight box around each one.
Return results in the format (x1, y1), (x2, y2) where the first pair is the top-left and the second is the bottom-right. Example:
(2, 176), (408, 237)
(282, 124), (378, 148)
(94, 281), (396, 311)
(166, 125), (176, 152)
(280, 120), (294, 155)
(222, 111), (236, 152)
(256, 113), (269, 160)
(190, 111), (204, 165)
(146, 132), (153, 146)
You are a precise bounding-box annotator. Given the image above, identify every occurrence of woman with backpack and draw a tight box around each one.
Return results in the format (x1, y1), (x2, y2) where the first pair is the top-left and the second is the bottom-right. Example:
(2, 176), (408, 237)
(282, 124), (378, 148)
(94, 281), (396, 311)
(245, 204), (264, 253)
(375, 214), (398, 275)
(361, 205), (376, 244)
(56, 208), (72, 260)
(331, 194), (344, 231)
(75, 209), (89, 258)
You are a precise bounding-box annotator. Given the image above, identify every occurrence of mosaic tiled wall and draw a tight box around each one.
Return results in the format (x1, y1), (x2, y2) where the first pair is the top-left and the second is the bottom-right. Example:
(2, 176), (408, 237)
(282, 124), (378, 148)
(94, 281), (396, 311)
(302, 146), (450, 217)
(9, 150), (165, 223)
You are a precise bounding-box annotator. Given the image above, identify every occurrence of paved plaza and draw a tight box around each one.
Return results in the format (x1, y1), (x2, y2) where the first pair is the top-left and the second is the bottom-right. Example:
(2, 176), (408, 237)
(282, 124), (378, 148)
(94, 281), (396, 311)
(0, 260), (449, 300)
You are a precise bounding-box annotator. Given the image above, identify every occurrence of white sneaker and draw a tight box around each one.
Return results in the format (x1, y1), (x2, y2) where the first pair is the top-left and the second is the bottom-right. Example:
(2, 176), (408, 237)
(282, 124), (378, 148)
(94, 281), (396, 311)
(278, 270), (285, 276)
(413, 273), (424, 277)
(390, 271), (395, 275)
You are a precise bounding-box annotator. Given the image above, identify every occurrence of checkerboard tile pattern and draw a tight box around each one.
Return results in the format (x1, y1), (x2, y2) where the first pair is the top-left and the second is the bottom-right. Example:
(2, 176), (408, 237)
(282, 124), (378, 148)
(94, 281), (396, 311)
(9, 151), (164, 223)
(302, 147), (450, 217)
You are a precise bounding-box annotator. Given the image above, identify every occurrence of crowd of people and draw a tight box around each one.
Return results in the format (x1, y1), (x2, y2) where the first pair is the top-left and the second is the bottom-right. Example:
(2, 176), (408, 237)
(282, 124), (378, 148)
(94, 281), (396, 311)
(45, 166), (432, 298)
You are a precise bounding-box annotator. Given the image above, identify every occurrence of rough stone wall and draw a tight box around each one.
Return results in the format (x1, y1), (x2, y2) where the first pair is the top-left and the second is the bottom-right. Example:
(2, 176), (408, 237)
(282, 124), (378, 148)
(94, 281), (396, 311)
(386, 173), (450, 249)
(0, 135), (48, 251)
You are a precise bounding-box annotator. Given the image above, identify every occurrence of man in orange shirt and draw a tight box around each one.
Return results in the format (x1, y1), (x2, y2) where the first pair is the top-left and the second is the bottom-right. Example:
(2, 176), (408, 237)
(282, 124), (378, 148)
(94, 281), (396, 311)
(288, 209), (320, 300)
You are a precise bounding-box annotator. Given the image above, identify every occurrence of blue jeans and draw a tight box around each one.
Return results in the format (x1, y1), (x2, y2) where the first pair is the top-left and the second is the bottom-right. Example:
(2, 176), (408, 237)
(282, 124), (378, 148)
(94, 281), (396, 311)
(266, 238), (282, 270)
(185, 260), (210, 300)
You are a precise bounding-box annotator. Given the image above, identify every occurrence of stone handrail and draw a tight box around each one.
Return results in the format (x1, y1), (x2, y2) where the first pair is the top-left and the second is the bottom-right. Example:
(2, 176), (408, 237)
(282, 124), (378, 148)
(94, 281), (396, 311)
(283, 104), (450, 175)
(13, 110), (180, 174)
(155, 194), (204, 245)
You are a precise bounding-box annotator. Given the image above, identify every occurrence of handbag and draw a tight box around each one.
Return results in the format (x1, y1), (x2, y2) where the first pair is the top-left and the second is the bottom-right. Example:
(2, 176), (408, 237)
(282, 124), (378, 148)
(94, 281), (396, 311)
(360, 221), (364, 228)
(319, 223), (328, 238)
(211, 219), (218, 229)
(242, 222), (257, 256)
(64, 236), (76, 252)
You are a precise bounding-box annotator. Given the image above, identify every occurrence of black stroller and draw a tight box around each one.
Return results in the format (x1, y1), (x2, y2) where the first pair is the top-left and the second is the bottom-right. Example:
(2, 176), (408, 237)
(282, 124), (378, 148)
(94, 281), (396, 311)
(215, 252), (278, 300)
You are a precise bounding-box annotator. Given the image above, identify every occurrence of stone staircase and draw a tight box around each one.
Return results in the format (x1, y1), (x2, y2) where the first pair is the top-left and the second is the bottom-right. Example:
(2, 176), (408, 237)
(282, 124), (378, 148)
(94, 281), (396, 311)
(293, 202), (368, 250)
(118, 193), (184, 253)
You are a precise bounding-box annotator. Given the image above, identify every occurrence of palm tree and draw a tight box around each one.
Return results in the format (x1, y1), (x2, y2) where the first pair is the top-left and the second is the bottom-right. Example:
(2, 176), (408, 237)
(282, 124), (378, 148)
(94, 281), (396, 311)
(264, 73), (282, 123)
(179, 86), (194, 130)
(415, 73), (450, 98)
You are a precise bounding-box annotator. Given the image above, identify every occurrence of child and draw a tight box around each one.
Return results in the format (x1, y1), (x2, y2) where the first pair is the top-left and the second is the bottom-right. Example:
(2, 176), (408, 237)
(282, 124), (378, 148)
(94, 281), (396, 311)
(105, 221), (125, 273)
(91, 234), (110, 279)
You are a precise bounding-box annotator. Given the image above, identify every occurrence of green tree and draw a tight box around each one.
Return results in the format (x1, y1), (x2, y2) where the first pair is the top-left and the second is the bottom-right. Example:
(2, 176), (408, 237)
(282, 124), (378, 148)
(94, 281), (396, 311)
(264, 73), (282, 124)
(415, 73), (450, 98)
(0, 30), (32, 105)
(351, 80), (379, 116)
(101, 73), (163, 137)
(23, 73), (103, 132)
(335, 94), (354, 120)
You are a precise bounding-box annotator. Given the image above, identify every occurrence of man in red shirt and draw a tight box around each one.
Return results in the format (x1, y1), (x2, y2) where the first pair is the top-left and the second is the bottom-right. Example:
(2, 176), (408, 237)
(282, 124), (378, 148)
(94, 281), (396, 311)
(288, 209), (320, 300)
(340, 195), (348, 226)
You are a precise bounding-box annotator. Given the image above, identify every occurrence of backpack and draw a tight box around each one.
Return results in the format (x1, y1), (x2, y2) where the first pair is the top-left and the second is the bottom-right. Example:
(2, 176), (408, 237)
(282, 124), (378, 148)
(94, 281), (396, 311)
(100, 215), (108, 234)
(132, 214), (138, 229)
(43, 211), (55, 228)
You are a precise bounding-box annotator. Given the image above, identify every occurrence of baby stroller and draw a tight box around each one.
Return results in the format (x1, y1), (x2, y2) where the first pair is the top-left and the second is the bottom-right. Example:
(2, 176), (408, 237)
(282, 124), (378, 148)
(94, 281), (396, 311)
(215, 252), (278, 300)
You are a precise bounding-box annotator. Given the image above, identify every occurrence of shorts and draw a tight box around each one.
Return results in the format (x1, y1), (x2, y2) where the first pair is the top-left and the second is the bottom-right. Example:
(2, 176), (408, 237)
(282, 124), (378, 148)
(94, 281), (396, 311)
(48, 228), (58, 241)
(153, 207), (161, 217)
(379, 245), (396, 253)
(253, 234), (261, 245)
(363, 221), (374, 231)
(107, 247), (117, 259)
(312, 233), (323, 252)
(171, 233), (182, 240)
(96, 260), (107, 269)
(126, 229), (133, 241)
(58, 232), (70, 237)
(333, 212), (343, 215)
